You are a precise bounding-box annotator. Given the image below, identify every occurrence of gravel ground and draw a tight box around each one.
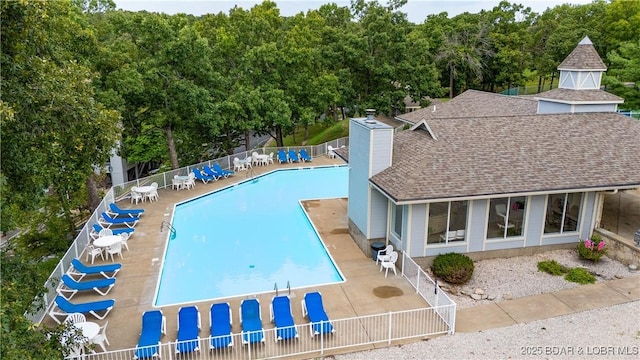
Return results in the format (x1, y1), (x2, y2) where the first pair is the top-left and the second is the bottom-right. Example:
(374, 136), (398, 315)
(335, 249), (640, 360)
(441, 249), (636, 309)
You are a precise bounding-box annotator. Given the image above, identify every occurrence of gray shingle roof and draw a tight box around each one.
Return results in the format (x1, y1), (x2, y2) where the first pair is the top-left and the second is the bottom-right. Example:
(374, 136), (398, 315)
(370, 112), (640, 203)
(558, 37), (607, 70)
(396, 90), (538, 124)
(535, 88), (623, 103)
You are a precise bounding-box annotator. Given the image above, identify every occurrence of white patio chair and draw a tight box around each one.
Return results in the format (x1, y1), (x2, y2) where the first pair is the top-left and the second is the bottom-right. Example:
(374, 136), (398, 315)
(495, 204), (515, 230)
(375, 244), (394, 265)
(85, 244), (104, 264)
(233, 157), (246, 172)
(252, 152), (260, 167)
(327, 145), (336, 159)
(130, 187), (143, 204)
(183, 173), (196, 190)
(64, 313), (86, 325)
(268, 152), (274, 164)
(145, 182), (159, 202)
(380, 251), (398, 278)
(105, 241), (123, 262)
(455, 229), (466, 241)
(98, 228), (112, 238)
(119, 232), (130, 251)
(172, 175), (182, 190)
(439, 230), (457, 242)
(90, 320), (110, 352)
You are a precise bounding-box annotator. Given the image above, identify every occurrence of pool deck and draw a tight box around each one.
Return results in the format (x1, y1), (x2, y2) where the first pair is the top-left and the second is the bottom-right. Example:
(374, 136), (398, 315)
(51, 156), (431, 355)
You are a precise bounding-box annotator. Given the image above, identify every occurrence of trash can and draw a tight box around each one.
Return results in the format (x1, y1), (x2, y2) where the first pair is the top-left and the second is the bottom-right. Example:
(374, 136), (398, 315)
(371, 242), (386, 262)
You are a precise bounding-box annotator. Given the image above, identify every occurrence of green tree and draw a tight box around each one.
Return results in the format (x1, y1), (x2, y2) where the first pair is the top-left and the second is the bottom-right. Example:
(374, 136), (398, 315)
(604, 39), (640, 109)
(1, 0), (120, 235)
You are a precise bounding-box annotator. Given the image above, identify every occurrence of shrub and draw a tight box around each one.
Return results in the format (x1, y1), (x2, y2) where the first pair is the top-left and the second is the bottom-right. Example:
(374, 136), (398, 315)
(564, 268), (596, 284)
(537, 260), (568, 275)
(577, 234), (607, 262)
(432, 253), (474, 284)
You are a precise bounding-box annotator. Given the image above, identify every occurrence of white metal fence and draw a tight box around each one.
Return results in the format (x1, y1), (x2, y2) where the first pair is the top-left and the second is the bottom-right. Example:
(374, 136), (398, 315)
(61, 252), (456, 360)
(65, 306), (453, 360)
(26, 136), (458, 359)
(27, 140), (349, 325)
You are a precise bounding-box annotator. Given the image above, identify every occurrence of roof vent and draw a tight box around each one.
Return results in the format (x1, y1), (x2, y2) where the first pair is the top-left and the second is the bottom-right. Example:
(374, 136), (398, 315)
(365, 108), (376, 120)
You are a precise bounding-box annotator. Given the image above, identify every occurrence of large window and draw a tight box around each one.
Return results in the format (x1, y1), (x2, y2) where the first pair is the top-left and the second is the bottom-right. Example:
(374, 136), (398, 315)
(545, 193), (582, 233)
(427, 201), (468, 244)
(392, 204), (403, 238)
(488, 196), (527, 239)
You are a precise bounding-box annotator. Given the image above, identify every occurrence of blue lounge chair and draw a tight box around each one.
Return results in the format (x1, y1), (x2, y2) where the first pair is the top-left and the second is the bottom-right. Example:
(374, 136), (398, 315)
(213, 163), (234, 177)
(277, 149), (288, 164)
(92, 223), (134, 239)
(99, 212), (140, 229)
(49, 295), (115, 324)
(202, 165), (223, 180)
(302, 292), (335, 337)
(270, 295), (298, 341)
(107, 202), (145, 218)
(240, 299), (265, 345)
(192, 168), (216, 184)
(210, 302), (233, 350)
(68, 258), (121, 280)
(176, 306), (201, 354)
(299, 148), (312, 162)
(134, 310), (166, 359)
(288, 149), (300, 163)
(58, 274), (115, 299)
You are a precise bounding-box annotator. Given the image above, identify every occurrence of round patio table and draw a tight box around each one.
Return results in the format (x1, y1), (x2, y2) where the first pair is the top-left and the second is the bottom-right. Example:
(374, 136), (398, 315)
(74, 321), (99, 340)
(93, 235), (122, 249)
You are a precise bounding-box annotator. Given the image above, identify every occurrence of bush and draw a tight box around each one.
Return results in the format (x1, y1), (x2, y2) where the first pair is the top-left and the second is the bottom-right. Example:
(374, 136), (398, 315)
(537, 260), (568, 275)
(577, 234), (607, 262)
(432, 253), (474, 284)
(564, 268), (596, 284)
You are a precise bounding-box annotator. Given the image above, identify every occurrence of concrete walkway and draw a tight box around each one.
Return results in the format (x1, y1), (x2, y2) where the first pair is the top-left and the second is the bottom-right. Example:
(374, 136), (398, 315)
(455, 275), (640, 333)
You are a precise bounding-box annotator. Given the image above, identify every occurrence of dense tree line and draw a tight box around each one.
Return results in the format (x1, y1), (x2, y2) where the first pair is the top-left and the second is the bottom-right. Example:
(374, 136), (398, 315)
(1, 0), (638, 357)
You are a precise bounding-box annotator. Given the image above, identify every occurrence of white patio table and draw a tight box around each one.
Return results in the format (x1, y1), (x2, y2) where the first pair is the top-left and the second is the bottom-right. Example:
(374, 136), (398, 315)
(93, 235), (122, 249)
(74, 321), (99, 340)
(135, 185), (155, 201)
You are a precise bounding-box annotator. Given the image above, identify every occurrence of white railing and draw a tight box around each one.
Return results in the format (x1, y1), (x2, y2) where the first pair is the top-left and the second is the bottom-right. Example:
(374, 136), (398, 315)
(400, 251), (456, 335)
(27, 140), (350, 324)
(66, 306), (453, 360)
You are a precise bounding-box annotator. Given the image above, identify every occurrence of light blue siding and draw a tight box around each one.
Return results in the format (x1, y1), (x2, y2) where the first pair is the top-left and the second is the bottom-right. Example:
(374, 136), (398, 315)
(369, 188), (388, 239)
(484, 239), (525, 250)
(371, 130), (393, 175)
(538, 101), (571, 114)
(407, 204), (427, 256)
(525, 195), (547, 247)
(573, 104), (617, 113)
(579, 192), (597, 236)
(467, 200), (487, 252)
(347, 121), (372, 237)
(425, 244), (467, 257)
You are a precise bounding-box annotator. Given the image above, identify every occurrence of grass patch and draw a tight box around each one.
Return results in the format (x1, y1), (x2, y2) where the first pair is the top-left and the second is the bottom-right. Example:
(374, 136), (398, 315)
(283, 120), (349, 146)
(564, 268), (596, 284)
(537, 260), (569, 275)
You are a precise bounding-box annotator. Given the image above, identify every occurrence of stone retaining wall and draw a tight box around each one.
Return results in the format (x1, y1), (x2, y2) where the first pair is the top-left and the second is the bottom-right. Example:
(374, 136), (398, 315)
(594, 228), (640, 267)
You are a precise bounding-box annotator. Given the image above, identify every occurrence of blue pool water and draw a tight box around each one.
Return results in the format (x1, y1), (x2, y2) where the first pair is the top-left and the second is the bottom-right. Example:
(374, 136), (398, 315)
(154, 166), (348, 307)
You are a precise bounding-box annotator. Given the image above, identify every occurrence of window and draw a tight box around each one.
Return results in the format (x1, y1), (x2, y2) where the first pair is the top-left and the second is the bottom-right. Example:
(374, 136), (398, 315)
(488, 197), (527, 239)
(392, 204), (403, 238)
(545, 193), (582, 234)
(427, 201), (468, 244)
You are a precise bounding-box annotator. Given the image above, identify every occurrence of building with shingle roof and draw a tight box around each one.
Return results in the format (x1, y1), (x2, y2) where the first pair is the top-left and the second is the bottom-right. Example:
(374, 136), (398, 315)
(344, 37), (640, 258)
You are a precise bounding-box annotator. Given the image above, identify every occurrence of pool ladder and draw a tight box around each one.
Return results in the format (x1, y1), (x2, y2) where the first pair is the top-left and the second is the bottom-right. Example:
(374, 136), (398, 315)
(160, 221), (177, 239)
(273, 281), (291, 297)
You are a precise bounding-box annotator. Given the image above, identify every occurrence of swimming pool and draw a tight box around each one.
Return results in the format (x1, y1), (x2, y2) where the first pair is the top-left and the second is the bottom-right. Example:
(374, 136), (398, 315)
(154, 166), (348, 307)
